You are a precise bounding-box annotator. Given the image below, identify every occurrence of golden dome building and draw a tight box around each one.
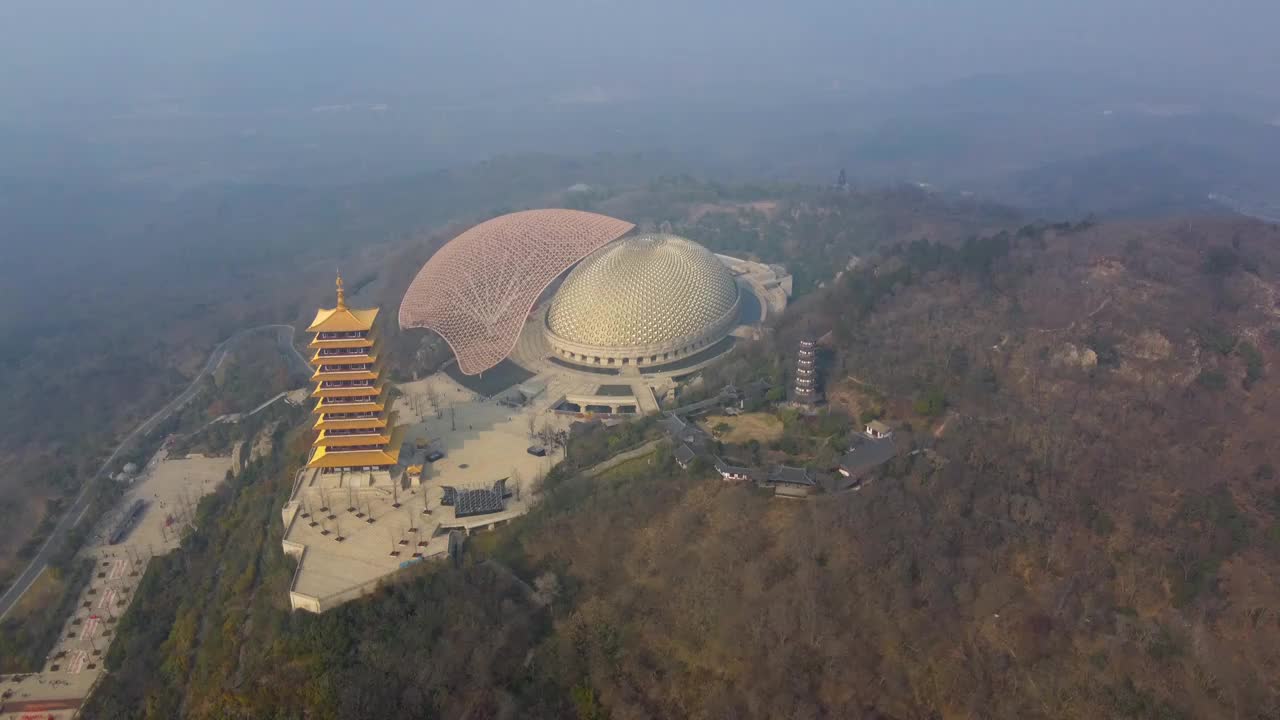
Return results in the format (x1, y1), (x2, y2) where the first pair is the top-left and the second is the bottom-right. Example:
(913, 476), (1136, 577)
(544, 233), (740, 370)
(400, 210), (789, 389)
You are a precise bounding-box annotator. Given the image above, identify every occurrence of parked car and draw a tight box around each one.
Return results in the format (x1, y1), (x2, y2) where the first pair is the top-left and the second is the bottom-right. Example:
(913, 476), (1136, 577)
(526, 446), (547, 457)
(425, 450), (444, 462)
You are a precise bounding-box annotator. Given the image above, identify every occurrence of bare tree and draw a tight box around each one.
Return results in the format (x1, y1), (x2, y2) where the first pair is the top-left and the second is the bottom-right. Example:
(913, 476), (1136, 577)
(532, 571), (561, 608)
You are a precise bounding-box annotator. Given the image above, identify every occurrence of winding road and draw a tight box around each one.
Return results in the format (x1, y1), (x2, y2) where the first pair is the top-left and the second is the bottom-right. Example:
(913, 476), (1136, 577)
(0, 325), (311, 621)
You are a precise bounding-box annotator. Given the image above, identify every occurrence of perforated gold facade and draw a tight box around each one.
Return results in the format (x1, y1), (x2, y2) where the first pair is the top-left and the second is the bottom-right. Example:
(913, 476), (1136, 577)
(544, 234), (740, 368)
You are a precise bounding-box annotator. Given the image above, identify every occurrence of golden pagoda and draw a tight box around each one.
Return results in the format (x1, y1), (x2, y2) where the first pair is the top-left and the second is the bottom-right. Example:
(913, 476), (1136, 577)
(305, 274), (401, 471)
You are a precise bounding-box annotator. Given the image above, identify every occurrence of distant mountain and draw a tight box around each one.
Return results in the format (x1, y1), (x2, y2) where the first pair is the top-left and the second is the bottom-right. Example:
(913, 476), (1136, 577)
(816, 74), (1280, 218)
(986, 143), (1239, 218)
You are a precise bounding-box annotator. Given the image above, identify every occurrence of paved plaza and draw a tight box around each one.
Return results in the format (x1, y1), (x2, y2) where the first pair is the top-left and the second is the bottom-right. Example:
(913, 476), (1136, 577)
(281, 371), (571, 612)
(108, 452), (235, 552)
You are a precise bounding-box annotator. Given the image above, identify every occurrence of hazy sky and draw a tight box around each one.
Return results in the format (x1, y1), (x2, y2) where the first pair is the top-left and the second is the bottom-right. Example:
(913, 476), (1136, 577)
(3, 0), (1278, 108)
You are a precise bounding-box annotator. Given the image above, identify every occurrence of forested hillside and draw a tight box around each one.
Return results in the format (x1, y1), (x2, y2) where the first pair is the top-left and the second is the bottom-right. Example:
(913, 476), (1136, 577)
(0, 154), (737, 592)
(83, 205), (1280, 718)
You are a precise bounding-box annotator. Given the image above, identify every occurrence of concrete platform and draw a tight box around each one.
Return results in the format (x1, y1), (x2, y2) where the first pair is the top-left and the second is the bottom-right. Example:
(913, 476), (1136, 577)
(102, 452), (233, 552)
(282, 372), (571, 613)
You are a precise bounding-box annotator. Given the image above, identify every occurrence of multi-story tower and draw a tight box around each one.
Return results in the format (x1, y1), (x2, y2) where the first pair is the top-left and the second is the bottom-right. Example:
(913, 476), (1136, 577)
(793, 336), (820, 405)
(306, 274), (401, 472)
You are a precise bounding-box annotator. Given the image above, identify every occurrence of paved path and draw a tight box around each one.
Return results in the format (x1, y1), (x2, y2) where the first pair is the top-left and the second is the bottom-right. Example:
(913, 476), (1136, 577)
(669, 390), (732, 417)
(0, 324), (309, 621)
(583, 439), (665, 478)
(631, 383), (661, 415)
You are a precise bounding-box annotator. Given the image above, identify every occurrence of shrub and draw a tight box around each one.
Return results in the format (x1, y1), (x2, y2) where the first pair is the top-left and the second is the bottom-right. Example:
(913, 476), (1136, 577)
(913, 387), (948, 417)
(1086, 334), (1121, 368)
(1195, 370), (1227, 391)
(1237, 341), (1264, 389)
(1202, 246), (1240, 275)
(1197, 327), (1237, 356)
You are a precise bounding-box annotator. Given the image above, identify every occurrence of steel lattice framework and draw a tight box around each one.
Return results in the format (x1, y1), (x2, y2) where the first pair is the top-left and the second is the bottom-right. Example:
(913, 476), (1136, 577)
(398, 209), (634, 375)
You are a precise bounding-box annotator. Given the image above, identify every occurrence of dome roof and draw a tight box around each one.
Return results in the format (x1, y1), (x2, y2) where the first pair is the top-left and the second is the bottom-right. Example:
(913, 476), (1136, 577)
(546, 234), (739, 350)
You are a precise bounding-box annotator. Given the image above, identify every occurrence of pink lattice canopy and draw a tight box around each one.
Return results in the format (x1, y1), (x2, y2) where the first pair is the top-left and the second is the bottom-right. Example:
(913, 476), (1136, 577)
(399, 209), (635, 375)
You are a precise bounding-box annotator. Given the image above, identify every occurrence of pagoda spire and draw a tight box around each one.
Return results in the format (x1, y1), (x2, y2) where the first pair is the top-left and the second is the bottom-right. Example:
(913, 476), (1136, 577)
(335, 271), (346, 310)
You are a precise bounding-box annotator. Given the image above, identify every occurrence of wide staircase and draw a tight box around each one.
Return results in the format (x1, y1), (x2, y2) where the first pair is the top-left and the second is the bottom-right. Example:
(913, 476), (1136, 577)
(631, 382), (660, 415)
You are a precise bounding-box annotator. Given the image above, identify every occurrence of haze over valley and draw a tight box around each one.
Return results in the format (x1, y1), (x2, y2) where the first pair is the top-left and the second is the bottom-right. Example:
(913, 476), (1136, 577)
(1, 2), (1279, 718)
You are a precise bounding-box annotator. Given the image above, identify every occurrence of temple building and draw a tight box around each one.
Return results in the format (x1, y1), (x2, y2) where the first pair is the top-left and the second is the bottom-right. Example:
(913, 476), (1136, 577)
(306, 275), (401, 472)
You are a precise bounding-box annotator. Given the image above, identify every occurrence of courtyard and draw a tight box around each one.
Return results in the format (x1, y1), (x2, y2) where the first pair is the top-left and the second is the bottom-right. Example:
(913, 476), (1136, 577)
(280, 371), (572, 612)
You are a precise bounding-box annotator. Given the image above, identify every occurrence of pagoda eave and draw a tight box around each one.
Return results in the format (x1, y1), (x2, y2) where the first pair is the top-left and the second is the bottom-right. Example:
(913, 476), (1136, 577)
(312, 400), (386, 415)
(314, 433), (393, 448)
(311, 369), (380, 383)
(309, 352), (379, 367)
(312, 383), (386, 400)
(306, 426), (405, 469)
(313, 416), (389, 431)
(308, 335), (377, 351)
